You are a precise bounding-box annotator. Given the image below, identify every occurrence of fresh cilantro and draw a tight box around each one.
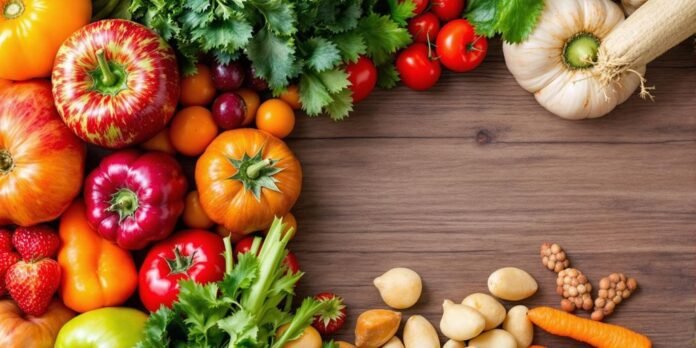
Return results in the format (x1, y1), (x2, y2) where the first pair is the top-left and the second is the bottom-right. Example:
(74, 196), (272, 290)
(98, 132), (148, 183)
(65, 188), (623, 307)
(377, 61), (400, 89)
(303, 38), (342, 72)
(387, 0), (416, 26)
(358, 13), (412, 65)
(465, 0), (545, 43)
(325, 88), (354, 121)
(130, 0), (412, 120)
(333, 32), (368, 63)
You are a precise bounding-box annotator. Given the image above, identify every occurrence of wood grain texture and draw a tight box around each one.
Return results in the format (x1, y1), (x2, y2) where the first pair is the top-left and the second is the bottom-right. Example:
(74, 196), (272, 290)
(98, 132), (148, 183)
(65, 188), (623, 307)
(287, 39), (696, 347)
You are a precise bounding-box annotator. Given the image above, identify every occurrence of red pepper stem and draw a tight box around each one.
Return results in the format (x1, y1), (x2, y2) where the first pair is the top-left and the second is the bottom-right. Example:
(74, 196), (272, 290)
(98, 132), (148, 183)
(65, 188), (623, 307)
(246, 159), (272, 179)
(108, 188), (139, 221)
(96, 49), (117, 87)
(0, 150), (13, 175)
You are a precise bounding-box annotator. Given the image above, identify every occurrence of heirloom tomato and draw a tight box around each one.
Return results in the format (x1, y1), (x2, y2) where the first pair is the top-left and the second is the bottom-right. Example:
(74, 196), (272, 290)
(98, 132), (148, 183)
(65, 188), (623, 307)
(196, 129), (302, 234)
(0, 0), (91, 80)
(0, 81), (85, 226)
(0, 299), (75, 348)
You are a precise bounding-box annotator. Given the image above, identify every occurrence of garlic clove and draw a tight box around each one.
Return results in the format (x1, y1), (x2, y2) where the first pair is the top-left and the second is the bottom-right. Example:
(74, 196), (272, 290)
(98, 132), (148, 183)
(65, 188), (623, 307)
(381, 336), (404, 348)
(461, 293), (506, 331)
(403, 315), (439, 348)
(373, 268), (422, 310)
(440, 299), (486, 341)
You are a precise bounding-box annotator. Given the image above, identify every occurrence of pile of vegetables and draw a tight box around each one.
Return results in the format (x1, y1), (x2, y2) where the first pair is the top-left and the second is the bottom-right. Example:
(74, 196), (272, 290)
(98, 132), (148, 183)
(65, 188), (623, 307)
(129, 0), (415, 120)
(137, 218), (326, 347)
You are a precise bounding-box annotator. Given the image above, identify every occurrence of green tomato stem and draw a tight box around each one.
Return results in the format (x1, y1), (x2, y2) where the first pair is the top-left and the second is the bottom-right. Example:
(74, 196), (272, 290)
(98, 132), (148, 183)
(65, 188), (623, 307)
(3, 0), (24, 19)
(96, 49), (118, 87)
(165, 247), (196, 275)
(246, 159), (272, 179)
(0, 150), (13, 175)
(564, 33), (600, 69)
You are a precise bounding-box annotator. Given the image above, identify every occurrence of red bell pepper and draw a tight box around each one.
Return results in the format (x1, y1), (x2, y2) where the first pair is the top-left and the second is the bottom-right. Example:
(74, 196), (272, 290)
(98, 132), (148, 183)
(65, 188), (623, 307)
(138, 230), (226, 312)
(84, 150), (187, 250)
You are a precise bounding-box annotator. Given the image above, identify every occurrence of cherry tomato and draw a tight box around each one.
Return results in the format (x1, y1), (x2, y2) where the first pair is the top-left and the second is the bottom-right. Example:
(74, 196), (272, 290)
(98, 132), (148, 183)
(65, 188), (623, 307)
(183, 191), (215, 229)
(400, 0), (429, 15)
(431, 0), (464, 21)
(408, 12), (440, 44)
(235, 236), (300, 274)
(256, 99), (295, 139)
(436, 19), (488, 72)
(345, 56), (377, 103)
(280, 85), (301, 110)
(169, 106), (218, 156)
(396, 43), (442, 91)
(180, 64), (216, 106)
(284, 251), (300, 274)
(236, 88), (260, 126)
(234, 236), (256, 256)
(141, 128), (176, 154)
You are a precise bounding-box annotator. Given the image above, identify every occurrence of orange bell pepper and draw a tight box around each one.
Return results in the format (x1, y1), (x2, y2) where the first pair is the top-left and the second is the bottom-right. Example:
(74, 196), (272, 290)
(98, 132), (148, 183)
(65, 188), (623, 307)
(57, 200), (137, 313)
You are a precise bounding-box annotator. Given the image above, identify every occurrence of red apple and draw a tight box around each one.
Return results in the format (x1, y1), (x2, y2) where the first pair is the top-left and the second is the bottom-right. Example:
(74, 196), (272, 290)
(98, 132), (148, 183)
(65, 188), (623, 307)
(52, 19), (180, 149)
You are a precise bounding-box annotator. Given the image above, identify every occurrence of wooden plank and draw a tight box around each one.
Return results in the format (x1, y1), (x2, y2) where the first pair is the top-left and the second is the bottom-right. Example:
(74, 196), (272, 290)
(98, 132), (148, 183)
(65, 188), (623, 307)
(285, 38), (696, 347)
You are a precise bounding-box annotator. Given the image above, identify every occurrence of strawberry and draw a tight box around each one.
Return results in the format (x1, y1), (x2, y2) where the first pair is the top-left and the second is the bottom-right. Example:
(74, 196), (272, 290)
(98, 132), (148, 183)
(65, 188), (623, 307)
(0, 228), (13, 252)
(312, 292), (347, 335)
(12, 225), (60, 260)
(5, 258), (61, 316)
(0, 251), (20, 296)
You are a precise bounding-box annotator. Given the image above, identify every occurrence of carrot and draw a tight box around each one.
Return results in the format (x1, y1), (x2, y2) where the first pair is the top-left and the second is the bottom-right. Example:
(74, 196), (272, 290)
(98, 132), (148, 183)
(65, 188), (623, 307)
(528, 307), (651, 348)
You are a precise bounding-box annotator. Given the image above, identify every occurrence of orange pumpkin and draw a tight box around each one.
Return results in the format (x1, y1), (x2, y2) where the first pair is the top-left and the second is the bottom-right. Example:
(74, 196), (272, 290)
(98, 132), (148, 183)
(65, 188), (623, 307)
(195, 129), (302, 234)
(0, 81), (85, 226)
(0, 0), (91, 80)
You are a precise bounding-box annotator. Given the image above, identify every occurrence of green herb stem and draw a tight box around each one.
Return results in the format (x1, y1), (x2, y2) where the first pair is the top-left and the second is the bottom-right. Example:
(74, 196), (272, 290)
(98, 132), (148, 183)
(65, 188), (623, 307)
(223, 236), (233, 274)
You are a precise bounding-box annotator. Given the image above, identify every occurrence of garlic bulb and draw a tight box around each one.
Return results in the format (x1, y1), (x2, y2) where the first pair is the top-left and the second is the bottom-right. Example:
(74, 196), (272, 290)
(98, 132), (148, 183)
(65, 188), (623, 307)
(622, 0), (648, 15)
(503, 0), (645, 120)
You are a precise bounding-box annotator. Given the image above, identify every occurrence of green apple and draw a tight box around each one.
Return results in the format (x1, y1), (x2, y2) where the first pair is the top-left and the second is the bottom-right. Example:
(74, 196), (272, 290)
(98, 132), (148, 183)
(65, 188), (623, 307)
(55, 307), (147, 348)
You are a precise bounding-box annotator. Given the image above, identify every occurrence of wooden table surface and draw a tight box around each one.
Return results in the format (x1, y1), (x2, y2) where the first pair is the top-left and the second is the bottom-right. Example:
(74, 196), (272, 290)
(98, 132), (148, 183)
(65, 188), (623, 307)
(288, 39), (696, 347)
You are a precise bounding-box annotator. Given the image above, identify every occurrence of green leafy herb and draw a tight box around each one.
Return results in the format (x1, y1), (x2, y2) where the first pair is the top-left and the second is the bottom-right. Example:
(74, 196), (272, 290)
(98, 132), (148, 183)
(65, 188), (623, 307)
(136, 218), (326, 348)
(129, 0), (415, 120)
(465, 0), (545, 43)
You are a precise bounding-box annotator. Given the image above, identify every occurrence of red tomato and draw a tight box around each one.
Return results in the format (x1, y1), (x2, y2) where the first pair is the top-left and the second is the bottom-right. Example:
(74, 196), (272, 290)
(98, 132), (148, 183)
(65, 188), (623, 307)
(138, 230), (226, 312)
(431, 0), (465, 21)
(284, 251), (300, 274)
(234, 236), (257, 256)
(400, 0), (429, 15)
(408, 13), (441, 43)
(345, 56), (377, 103)
(396, 43), (442, 91)
(235, 236), (300, 274)
(436, 19), (488, 72)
